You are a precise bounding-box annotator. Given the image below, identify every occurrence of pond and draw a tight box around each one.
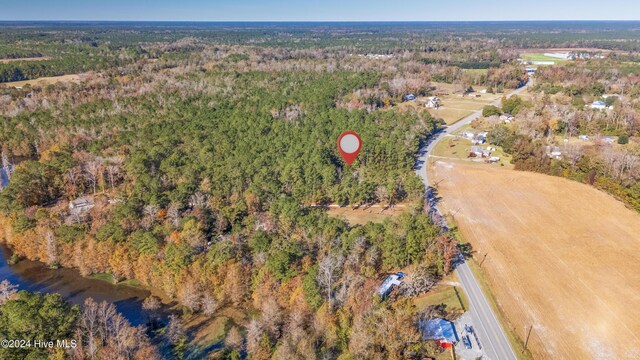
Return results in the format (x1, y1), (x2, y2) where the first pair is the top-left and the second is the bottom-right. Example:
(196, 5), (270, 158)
(0, 244), (166, 326)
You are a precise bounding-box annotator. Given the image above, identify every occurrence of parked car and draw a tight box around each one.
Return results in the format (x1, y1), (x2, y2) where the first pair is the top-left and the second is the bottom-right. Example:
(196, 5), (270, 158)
(463, 335), (473, 349)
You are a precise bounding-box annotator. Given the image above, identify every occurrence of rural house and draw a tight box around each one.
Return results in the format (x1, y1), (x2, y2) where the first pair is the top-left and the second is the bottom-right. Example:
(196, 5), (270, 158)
(426, 96), (440, 109)
(501, 113), (514, 123)
(462, 131), (475, 140)
(590, 100), (608, 110)
(377, 272), (405, 299)
(470, 146), (484, 157)
(472, 132), (488, 145)
(419, 318), (458, 349)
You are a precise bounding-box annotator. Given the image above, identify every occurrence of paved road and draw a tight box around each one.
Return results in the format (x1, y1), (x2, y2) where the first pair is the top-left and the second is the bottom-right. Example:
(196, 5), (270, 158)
(415, 82), (530, 360)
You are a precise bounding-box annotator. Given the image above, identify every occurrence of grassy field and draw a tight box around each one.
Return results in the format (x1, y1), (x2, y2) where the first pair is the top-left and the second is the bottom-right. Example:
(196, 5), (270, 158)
(414, 276), (469, 315)
(0, 74), (83, 87)
(325, 203), (409, 225)
(522, 53), (567, 64)
(88, 273), (143, 288)
(432, 161), (640, 359)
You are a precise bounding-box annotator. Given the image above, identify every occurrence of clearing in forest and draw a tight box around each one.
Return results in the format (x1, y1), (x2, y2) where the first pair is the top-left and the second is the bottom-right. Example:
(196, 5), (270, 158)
(432, 161), (640, 360)
(0, 57), (50, 63)
(1, 74), (83, 87)
(325, 203), (408, 225)
(426, 82), (502, 124)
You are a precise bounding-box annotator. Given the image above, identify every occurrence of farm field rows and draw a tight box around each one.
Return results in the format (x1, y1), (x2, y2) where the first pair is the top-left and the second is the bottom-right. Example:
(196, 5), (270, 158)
(432, 161), (640, 359)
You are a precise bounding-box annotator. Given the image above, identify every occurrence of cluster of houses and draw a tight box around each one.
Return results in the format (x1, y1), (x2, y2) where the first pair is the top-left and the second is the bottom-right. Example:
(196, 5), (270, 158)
(579, 135), (616, 144)
(402, 94), (442, 110)
(460, 131), (501, 162)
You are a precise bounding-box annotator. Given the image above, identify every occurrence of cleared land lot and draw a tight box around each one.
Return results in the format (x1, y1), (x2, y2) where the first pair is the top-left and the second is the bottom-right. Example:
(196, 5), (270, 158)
(0, 57), (49, 63)
(0, 74), (83, 87)
(432, 161), (640, 359)
(325, 203), (407, 225)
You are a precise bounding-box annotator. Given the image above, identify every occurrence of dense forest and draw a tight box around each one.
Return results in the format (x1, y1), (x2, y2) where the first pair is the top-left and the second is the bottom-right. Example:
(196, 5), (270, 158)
(1, 22), (640, 359)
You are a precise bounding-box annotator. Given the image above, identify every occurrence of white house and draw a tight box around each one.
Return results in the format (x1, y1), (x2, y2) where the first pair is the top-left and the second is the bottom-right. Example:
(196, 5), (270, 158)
(462, 131), (475, 140)
(547, 146), (562, 159)
(501, 113), (514, 123)
(377, 272), (405, 298)
(426, 96), (440, 109)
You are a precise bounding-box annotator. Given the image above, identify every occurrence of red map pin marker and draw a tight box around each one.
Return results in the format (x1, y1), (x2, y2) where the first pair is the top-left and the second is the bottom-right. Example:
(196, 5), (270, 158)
(337, 131), (362, 166)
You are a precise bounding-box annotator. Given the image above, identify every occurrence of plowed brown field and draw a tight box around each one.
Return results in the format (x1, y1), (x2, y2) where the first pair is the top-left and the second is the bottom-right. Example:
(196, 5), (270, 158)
(432, 161), (640, 360)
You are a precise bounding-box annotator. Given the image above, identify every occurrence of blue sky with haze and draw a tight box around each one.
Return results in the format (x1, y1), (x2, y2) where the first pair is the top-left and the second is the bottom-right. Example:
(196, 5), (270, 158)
(2, 0), (639, 21)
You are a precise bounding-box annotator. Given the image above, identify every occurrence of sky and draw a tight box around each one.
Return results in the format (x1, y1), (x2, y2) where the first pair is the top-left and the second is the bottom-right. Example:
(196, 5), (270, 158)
(2, 0), (640, 22)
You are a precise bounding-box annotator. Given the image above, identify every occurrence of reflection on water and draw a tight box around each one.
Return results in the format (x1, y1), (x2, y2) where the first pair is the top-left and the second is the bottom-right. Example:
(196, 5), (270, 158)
(0, 244), (154, 326)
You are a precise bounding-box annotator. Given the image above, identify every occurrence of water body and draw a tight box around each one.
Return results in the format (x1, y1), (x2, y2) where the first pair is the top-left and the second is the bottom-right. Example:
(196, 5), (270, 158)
(0, 244), (159, 326)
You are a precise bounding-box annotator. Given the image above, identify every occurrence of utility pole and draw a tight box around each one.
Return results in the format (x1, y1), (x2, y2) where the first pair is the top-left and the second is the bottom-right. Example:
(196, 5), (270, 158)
(524, 325), (533, 352)
(479, 253), (488, 268)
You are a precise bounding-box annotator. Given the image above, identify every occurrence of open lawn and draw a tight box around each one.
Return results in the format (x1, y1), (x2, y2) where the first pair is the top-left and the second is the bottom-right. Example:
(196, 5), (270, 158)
(0, 74), (83, 87)
(432, 161), (640, 360)
(414, 276), (468, 315)
(522, 53), (566, 64)
(325, 203), (408, 225)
